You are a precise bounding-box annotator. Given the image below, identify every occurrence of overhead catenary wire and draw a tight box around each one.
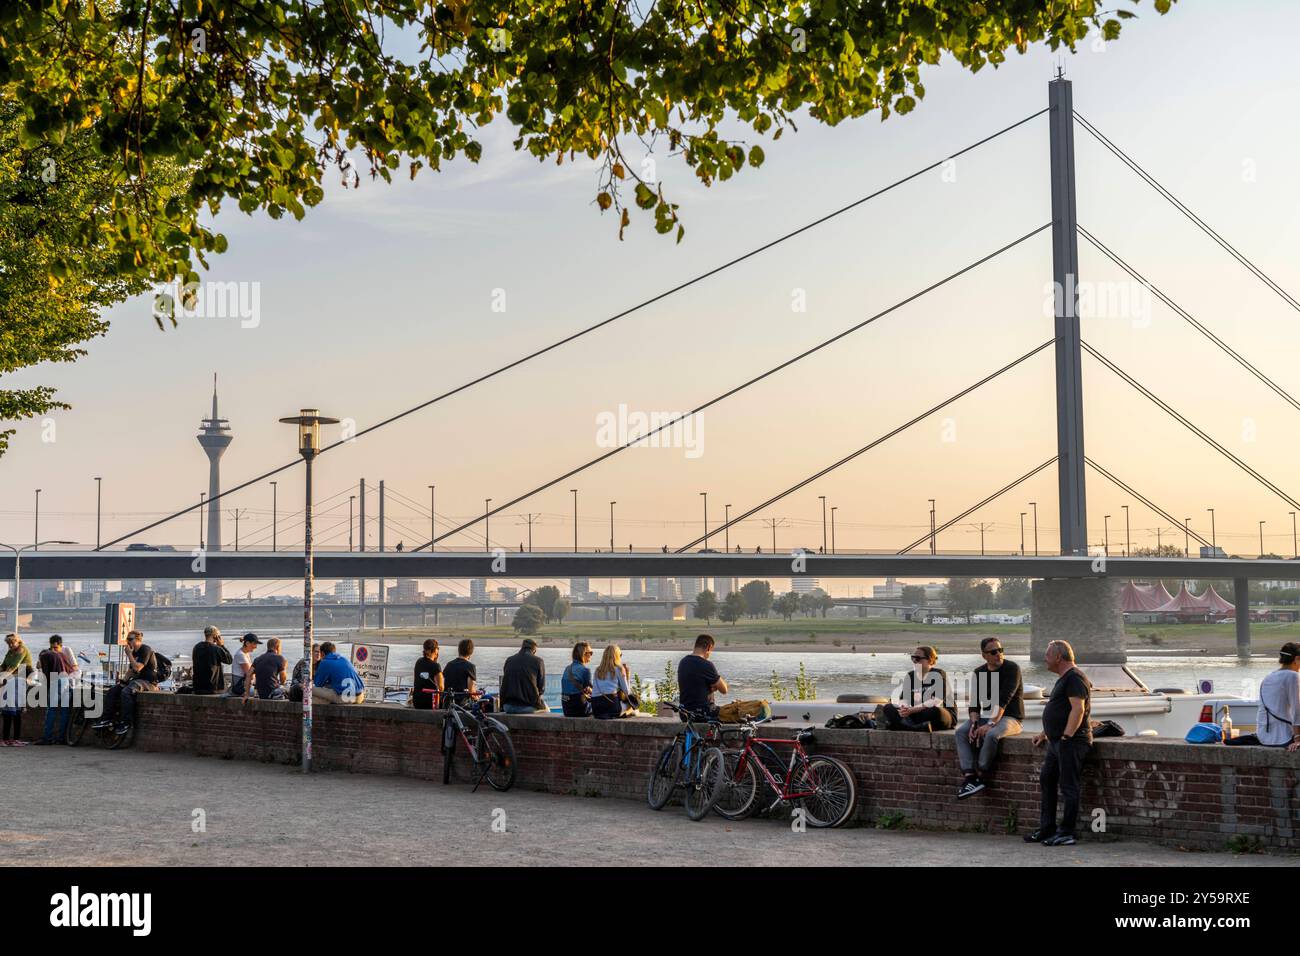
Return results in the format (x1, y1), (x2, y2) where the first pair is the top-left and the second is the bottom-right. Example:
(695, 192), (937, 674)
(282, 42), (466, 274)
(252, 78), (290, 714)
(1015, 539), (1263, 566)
(1081, 341), (1300, 513)
(1078, 225), (1300, 415)
(1083, 458), (1212, 551)
(896, 457), (1059, 554)
(673, 338), (1058, 553)
(98, 110), (1050, 551)
(416, 225), (1052, 551)
(1074, 111), (1300, 315)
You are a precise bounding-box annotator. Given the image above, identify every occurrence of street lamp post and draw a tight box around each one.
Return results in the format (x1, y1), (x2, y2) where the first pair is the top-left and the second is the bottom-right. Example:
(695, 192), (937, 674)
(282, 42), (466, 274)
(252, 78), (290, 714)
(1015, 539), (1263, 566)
(34, 489), (40, 550)
(279, 408), (338, 774)
(700, 492), (708, 550)
(928, 499), (936, 555)
(271, 482), (278, 552)
(1104, 515), (1110, 557)
(349, 496), (355, 551)
(1260, 520), (1266, 558)
(2, 541), (76, 637)
(1207, 508), (1215, 556)
(571, 489), (578, 551)
(818, 496), (827, 554)
(724, 504), (731, 552)
(199, 493), (206, 549)
(609, 501), (616, 552)
(831, 507), (838, 555)
(428, 485), (435, 552)
(1292, 512), (1297, 560)
(1019, 512), (1026, 555)
(1029, 501), (1038, 557)
(1123, 504), (1131, 556)
(1184, 517), (1191, 558)
(94, 477), (102, 550)
(485, 499), (492, 550)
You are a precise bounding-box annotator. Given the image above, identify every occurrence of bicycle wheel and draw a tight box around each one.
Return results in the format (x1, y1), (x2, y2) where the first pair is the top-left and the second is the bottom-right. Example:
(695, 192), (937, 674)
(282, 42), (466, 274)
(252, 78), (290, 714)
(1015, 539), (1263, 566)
(713, 749), (759, 820)
(479, 725), (516, 791)
(66, 708), (91, 747)
(684, 746), (726, 821)
(646, 740), (682, 810)
(108, 721), (136, 751)
(794, 755), (857, 828)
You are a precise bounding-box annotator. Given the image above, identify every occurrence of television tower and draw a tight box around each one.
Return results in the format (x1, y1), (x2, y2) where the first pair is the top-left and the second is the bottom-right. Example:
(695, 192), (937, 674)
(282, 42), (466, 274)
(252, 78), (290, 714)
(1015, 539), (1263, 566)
(197, 374), (233, 603)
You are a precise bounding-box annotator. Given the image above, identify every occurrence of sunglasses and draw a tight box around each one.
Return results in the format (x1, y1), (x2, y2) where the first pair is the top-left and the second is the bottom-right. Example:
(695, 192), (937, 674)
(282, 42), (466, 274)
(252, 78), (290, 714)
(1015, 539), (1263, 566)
(984, 647), (1005, 655)
(910, 655), (928, 662)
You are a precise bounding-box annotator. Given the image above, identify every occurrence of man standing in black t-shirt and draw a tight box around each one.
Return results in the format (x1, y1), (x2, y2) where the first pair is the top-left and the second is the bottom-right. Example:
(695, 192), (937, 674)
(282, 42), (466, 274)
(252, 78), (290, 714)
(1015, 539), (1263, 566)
(1026, 639), (1092, 846)
(677, 634), (728, 719)
(412, 639), (443, 709)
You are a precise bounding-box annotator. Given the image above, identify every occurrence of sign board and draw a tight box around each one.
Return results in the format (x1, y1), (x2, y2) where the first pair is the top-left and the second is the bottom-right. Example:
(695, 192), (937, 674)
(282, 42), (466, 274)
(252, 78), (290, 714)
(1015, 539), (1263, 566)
(103, 603), (136, 645)
(350, 643), (389, 701)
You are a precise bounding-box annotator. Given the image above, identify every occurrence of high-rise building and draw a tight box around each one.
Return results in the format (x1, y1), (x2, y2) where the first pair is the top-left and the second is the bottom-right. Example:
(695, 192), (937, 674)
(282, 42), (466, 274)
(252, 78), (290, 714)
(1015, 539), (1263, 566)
(469, 579), (488, 602)
(629, 577), (644, 599)
(569, 577), (590, 600)
(390, 579), (420, 603)
(334, 580), (359, 603)
(792, 577), (821, 594)
(678, 577), (702, 602)
(713, 576), (736, 599)
(197, 374), (233, 604)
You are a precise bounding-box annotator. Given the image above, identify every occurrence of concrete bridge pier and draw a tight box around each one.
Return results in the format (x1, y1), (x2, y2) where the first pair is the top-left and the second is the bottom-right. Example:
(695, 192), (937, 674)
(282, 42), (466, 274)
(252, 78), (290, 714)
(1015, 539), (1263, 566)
(492, 608), (498, 625)
(480, 608), (487, 625)
(1234, 578), (1251, 658)
(615, 606), (621, 621)
(432, 606), (439, 626)
(1030, 577), (1126, 664)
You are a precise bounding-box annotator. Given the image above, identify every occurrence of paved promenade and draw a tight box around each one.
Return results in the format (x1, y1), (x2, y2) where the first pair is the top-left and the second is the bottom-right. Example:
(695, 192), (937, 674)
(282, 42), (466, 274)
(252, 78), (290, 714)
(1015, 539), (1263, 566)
(1, 748), (1291, 867)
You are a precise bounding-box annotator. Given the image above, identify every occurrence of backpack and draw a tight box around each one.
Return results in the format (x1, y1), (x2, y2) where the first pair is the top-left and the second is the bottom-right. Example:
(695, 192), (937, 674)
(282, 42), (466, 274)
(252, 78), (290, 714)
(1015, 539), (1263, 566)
(1090, 719), (1125, 738)
(825, 713), (874, 730)
(1185, 722), (1224, 744)
(152, 653), (173, 683)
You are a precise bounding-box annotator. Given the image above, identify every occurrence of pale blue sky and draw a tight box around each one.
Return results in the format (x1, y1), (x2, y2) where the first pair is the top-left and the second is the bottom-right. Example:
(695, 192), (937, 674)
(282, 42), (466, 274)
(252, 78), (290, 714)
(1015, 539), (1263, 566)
(4, 2), (1300, 596)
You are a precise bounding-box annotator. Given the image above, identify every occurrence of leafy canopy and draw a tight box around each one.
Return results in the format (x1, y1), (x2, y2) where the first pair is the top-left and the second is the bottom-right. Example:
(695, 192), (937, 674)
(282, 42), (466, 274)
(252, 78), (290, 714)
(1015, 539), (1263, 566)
(0, 0), (1173, 289)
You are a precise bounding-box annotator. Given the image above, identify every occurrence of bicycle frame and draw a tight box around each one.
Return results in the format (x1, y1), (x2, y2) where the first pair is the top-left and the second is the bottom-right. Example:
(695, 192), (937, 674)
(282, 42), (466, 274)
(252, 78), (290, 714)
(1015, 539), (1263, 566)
(731, 733), (821, 801)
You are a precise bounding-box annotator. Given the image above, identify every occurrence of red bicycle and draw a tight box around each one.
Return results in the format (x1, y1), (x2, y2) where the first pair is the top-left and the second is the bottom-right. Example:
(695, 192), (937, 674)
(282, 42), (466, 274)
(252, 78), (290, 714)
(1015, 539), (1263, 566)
(714, 717), (857, 827)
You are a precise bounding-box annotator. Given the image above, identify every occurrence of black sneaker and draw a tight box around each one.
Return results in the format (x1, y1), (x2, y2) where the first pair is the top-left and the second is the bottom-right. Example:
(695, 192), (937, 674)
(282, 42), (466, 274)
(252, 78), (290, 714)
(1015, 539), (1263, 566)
(113, 723), (131, 735)
(1023, 828), (1050, 843)
(1043, 831), (1077, 846)
(32, 739), (52, 746)
(91, 720), (112, 729)
(956, 779), (985, 800)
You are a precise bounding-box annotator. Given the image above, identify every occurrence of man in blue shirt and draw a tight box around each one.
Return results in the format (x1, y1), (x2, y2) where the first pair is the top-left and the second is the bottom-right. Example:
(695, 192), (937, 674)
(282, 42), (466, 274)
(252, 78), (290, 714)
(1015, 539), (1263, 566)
(312, 642), (366, 704)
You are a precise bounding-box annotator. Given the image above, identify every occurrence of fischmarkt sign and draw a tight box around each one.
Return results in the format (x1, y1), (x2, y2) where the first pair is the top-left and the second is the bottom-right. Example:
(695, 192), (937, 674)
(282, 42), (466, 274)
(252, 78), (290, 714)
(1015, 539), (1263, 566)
(350, 643), (389, 702)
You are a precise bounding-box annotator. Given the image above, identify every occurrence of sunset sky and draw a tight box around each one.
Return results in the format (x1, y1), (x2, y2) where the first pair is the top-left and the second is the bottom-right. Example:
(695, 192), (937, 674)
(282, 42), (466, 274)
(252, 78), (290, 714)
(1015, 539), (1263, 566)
(4, 1), (1300, 598)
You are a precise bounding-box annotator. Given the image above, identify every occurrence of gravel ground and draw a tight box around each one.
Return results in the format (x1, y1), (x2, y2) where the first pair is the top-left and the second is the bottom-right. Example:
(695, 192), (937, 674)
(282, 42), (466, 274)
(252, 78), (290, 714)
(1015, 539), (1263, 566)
(1, 747), (1290, 867)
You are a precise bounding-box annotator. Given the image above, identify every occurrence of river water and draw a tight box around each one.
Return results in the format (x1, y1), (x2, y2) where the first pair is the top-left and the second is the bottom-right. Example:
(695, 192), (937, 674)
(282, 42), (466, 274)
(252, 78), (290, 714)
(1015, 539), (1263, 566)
(22, 630), (1276, 702)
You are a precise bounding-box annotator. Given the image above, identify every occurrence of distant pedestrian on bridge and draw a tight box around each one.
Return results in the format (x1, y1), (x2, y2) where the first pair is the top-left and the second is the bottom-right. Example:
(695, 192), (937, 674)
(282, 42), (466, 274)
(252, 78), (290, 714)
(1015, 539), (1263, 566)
(1026, 640), (1092, 847)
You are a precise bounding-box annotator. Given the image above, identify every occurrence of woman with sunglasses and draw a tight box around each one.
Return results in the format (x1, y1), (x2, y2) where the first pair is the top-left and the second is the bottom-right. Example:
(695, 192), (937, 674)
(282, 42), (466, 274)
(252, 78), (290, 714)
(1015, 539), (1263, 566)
(878, 646), (956, 732)
(954, 637), (1024, 798)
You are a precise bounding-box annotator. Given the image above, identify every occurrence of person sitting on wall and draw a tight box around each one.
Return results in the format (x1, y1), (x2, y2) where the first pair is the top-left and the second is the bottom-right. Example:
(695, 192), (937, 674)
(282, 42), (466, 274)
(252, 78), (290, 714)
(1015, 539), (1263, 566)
(412, 639), (444, 709)
(954, 637), (1024, 798)
(500, 638), (548, 714)
(289, 643), (321, 703)
(442, 639), (477, 707)
(94, 630), (159, 735)
(253, 637), (289, 700)
(677, 634), (727, 720)
(191, 626), (232, 695)
(1226, 641), (1300, 750)
(230, 633), (262, 700)
(877, 646), (956, 732)
(312, 642), (366, 704)
(591, 645), (638, 719)
(560, 642), (593, 717)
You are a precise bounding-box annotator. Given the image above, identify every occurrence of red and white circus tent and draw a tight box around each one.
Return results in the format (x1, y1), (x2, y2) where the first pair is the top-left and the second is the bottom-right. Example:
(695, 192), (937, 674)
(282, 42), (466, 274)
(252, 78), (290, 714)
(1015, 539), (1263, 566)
(1120, 581), (1165, 612)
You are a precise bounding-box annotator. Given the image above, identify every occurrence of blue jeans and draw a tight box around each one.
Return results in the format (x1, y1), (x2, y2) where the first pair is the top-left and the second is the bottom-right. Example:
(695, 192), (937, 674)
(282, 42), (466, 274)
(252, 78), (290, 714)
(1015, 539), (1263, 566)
(42, 678), (71, 742)
(503, 703), (547, 714)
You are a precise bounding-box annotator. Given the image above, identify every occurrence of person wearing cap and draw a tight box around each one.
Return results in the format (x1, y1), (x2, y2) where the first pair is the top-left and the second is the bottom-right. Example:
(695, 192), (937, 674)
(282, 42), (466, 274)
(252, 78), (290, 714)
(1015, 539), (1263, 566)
(500, 638), (547, 714)
(191, 625), (232, 695)
(230, 633), (262, 700)
(312, 641), (366, 704)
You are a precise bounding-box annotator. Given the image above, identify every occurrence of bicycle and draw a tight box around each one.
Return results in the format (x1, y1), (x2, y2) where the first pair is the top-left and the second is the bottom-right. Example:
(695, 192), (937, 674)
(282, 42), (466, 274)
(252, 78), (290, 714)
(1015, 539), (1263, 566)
(645, 701), (727, 821)
(426, 690), (516, 792)
(66, 678), (135, 749)
(713, 716), (857, 827)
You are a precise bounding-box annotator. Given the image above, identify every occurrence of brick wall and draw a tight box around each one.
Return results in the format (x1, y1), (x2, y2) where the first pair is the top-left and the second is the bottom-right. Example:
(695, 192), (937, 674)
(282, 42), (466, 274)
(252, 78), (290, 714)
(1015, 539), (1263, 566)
(18, 694), (1300, 851)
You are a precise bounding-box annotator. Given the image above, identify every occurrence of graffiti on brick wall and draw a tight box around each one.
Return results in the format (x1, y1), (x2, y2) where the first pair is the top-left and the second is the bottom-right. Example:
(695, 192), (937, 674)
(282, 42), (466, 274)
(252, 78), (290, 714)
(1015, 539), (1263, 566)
(1105, 760), (1186, 821)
